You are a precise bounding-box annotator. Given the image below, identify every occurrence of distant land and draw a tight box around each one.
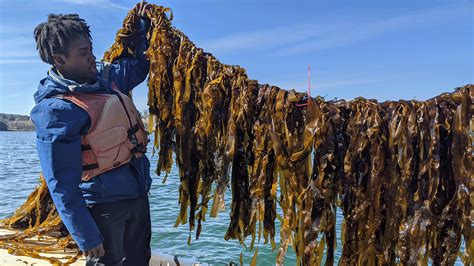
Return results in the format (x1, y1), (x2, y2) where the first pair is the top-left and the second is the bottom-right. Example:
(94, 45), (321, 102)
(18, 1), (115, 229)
(0, 113), (35, 131)
(0, 111), (150, 132)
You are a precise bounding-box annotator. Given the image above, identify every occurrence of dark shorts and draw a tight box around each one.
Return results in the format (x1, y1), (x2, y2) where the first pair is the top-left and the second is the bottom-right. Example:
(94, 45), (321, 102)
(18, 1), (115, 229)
(86, 196), (151, 266)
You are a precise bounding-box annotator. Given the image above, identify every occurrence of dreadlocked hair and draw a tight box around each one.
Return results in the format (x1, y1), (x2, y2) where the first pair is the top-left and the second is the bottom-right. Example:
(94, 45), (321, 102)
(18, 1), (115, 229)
(33, 14), (92, 64)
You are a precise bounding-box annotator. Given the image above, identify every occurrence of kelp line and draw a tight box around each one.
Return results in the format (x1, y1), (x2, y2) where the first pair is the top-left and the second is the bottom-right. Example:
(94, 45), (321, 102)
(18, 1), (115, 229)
(1, 3), (473, 265)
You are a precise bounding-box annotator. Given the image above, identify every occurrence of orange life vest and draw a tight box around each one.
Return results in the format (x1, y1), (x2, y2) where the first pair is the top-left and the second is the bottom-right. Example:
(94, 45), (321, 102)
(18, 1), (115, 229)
(55, 83), (148, 181)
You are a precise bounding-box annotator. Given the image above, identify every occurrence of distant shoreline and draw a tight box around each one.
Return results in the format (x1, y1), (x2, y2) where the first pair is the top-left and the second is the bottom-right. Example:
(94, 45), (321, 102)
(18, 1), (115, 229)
(0, 130), (35, 132)
(0, 112), (149, 132)
(0, 113), (35, 131)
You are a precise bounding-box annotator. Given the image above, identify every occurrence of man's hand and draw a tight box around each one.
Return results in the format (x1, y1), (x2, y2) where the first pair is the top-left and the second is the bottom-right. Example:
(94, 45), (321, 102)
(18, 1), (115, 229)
(134, 1), (152, 17)
(84, 243), (105, 259)
(117, 2), (152, 39)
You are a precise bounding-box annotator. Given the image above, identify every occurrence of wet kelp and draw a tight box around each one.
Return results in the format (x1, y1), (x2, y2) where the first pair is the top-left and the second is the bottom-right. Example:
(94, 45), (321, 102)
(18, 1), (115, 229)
(1, 3), (472, 265)
(102, 4), (472, 265)
(0, 176), (81, 265)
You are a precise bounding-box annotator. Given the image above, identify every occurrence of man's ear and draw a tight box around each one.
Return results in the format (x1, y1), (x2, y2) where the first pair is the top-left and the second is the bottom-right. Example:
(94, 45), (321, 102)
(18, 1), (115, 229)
(52, 54), (67, 66)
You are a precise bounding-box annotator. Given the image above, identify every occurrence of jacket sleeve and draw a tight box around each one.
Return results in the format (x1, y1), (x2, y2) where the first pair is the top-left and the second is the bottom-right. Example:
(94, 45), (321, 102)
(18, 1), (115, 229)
(31, 102), (102, 252)
(106, 17), (151, 95)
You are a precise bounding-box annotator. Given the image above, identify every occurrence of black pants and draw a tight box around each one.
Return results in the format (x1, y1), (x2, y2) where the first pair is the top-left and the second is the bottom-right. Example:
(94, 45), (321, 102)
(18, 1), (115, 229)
(86, 196), (151, 266)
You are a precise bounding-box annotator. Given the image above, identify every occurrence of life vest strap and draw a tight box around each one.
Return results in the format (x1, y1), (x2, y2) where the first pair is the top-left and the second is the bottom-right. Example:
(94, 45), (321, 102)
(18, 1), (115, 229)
(83, 163), (99, 171)
(81, 145), (92, 150)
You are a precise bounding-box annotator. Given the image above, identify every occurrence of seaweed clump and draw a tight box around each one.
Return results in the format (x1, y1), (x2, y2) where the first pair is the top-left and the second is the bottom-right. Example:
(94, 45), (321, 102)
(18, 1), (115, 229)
(1, 3), (472, 265)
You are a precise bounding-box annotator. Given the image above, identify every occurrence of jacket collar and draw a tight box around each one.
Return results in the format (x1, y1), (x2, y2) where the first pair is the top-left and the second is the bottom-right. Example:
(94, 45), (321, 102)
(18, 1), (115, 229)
(48, 67), (106, 93)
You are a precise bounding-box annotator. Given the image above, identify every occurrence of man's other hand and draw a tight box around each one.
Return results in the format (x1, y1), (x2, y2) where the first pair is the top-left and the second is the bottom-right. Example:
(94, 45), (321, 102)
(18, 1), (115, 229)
(84, 243), (105, 259)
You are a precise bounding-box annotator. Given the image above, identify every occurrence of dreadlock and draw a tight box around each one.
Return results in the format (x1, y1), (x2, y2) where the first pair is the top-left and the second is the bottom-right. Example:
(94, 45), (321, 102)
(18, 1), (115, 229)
(33, 14), (92, 65)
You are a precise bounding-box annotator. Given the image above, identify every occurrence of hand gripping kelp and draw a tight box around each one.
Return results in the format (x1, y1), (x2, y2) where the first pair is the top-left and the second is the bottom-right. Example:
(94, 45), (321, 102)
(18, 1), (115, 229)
(1, 3), (473, 265)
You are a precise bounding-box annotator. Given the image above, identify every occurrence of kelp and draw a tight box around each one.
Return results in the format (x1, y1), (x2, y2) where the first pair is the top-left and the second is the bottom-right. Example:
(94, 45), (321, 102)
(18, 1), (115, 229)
(1, 3), (472, 265)
(102, 4), (472, 265)
(0, 176), (81, 265)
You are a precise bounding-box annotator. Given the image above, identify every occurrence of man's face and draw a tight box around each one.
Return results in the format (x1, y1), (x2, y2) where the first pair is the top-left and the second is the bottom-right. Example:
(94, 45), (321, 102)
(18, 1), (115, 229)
(53, 34), (97, 84)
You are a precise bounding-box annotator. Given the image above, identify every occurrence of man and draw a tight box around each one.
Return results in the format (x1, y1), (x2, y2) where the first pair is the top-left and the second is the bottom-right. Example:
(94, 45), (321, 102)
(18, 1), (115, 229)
(30, 3), (153, 265)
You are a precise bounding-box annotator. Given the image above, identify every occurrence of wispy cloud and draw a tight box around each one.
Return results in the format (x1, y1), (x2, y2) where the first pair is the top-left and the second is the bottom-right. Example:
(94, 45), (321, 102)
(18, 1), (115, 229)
(0, 1), (131, 66)
(200, 3), (471, 56)
(200, 22), (344, 54)
(50, 0), (129, 11)
(0, 37), (38, 59)
(0, 36), (38, 65)
(275, 4), (472, 56)
(278, 71), (429, 94)
(0, 58), (40, 64)
(0, 35), (35, 67)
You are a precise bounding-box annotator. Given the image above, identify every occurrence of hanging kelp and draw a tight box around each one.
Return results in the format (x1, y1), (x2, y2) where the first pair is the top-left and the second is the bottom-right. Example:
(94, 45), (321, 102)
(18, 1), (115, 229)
(103, 4), (472, 265)
(1, 3), (472, 265)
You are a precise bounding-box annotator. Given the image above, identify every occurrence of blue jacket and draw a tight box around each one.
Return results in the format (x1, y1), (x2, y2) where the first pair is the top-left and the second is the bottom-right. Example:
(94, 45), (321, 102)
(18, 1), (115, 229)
(30, 18), (152, 252)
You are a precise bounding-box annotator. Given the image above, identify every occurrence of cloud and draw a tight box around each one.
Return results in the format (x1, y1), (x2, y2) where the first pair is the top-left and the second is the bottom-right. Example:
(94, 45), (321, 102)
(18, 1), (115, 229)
(278, 71), (428, 94)
(0, 58), (40, 64)
(0, 36), (38, 64)
(275, 4), (472, 56)
(0, 37), (38, 59)
(199, 3), (471, 56)
(199, 22), (343, 54)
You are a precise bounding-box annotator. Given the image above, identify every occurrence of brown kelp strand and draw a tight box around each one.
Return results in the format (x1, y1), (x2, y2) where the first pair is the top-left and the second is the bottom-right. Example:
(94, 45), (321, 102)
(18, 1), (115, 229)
(0, 176), (81, 265)
(102, 4), (472, 265)
(1, 3), (472, 265)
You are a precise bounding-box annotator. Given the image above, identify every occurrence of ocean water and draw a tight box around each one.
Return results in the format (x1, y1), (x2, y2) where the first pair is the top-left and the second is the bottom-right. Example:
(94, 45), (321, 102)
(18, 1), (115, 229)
(0, 131), (465, 265)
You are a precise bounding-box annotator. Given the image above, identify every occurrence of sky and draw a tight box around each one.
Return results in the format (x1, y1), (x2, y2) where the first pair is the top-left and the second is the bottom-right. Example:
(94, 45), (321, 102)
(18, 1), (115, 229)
(0, 0), (472, 115)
